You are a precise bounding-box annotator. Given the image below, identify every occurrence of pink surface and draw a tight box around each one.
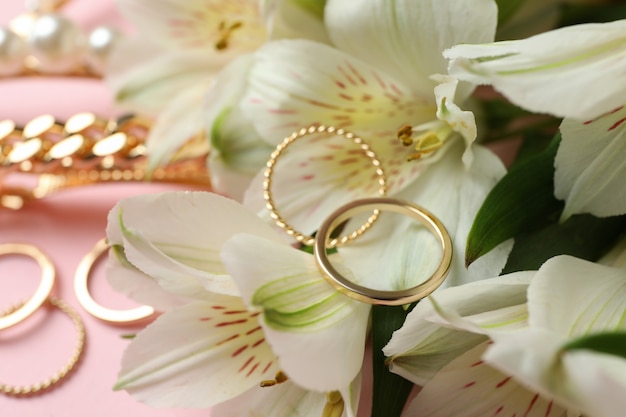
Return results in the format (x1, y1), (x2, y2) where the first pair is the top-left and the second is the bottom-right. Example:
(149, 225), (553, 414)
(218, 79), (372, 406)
(0, 1), (211, 417)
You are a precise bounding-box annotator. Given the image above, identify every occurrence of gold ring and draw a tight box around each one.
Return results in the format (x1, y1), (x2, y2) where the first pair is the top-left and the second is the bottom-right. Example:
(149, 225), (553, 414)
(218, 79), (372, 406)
(263, 125), (387, 247)
(0, 243), (55, 330)
(74, 238), (155, 323)
(313, 198), (453, 306)
(0, 297), (85, 396)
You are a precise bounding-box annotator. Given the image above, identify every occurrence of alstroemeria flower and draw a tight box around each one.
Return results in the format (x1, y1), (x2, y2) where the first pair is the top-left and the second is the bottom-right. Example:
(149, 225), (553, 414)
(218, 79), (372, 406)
(210, 0), (511, 291)
(384, 255), (626, 417)
(105, 191), (366, 416)
(444, 19), (626, 219)
(106, 0), (327, 172)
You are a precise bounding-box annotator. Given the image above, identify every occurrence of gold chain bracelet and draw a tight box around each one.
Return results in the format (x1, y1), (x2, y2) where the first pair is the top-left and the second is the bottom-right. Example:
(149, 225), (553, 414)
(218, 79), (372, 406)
(0, 112), (211, 209)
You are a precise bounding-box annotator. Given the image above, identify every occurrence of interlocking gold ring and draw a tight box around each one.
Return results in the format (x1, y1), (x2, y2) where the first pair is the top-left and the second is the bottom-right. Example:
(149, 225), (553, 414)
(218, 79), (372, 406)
(314, 198), (453, 306)
(0, 297), (85, 396)
(74, 238), (155, 323)
(263, 125), (387, 247)
(0, 243), (55, 330)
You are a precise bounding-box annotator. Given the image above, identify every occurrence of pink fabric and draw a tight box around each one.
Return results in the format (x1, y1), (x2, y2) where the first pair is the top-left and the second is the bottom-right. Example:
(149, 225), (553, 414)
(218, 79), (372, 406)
(0, 1), (210, 416)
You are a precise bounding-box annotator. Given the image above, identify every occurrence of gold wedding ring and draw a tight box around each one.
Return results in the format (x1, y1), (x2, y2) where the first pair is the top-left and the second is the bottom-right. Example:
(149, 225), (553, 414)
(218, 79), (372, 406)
(0, 243), (55, 330)
(314, 198), (453, 306)
(74, 238), (154, 323)
(263, 125), (387, 247)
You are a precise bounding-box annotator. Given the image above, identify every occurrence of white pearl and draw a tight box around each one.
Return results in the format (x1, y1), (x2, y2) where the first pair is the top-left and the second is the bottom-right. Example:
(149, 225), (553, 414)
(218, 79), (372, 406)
(0, 27), (27, 76)
(86, 26), (121, 75)
(28, 13), (85, 74)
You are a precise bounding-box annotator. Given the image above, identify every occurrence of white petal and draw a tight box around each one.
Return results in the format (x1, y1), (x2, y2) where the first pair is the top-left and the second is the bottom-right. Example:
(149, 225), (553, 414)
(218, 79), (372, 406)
(555, 108), (626, 219)
(115, 298), (278, 408)
(445, 20), (626, 120)
(263, 0), (330, 43)
(107, 192), (284, 297)
(339, 141), (508, 293)
(242, 39), (436, 144)
(145, 84), (211, 171)
(384, 272), (533, 385)
(404, 341), (567, 417)
(212, 381), (326, 417)
(117, 0), (266, 54)
(527, 255), (626, 336)
(107, 43), (219, 115)
(221, 234), (371, 392)
(106, 245), (189, 310)
(325, 0), (497, 98)
(565, 351), (626, 417)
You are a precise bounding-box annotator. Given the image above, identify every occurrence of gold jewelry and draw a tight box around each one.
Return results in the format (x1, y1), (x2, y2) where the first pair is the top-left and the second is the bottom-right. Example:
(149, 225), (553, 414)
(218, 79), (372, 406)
(0, 296), (85, 396)
(0, 243), (55, 330)
(263, 125), (387, 247)
(313, 198), (453, 306)
(74, 238), (155, 323)
(1, 113), (211, 210)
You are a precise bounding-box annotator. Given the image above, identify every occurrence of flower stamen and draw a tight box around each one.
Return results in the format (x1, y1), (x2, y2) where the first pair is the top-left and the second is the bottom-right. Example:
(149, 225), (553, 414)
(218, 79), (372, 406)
(322, 391), (344, 417)
(259, 370), (288, 387)
(215, 21), (243, 51)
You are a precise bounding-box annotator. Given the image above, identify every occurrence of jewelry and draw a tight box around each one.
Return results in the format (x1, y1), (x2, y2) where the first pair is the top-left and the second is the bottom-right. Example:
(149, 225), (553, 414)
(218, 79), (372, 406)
(313, 197), (453, 306)
(0, 113), (211, 210)
(0, 244), (85, 395)
(0, 243), (55, 330)
(75, 238), (155, 323)
(263, 125), (387, 247)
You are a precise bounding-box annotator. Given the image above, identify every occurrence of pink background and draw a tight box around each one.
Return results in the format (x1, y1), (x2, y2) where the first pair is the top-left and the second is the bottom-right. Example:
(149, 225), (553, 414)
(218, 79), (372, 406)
(0, 1), (211, 416)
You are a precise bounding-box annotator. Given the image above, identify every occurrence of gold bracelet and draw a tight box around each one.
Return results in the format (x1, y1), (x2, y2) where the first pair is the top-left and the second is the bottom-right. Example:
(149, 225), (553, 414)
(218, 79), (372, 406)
(0, 112), (211, 210)
(0, 297), (86, 396)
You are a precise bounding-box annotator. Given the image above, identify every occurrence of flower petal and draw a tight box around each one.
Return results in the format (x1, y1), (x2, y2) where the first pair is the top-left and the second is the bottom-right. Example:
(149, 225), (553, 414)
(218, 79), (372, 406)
(384, 272), (533, 385)
(527, 255), (626, 337)
(445, 20), (626, 120)
(555, 108), (626, 219)
(106, 245), (189, 310)
(117, 0), (266, 54)
(144, 84), (211, 171)
(115, 298), (278, 408)
(403, 341), (567, 417)
(242, 39), (436, 144)
(221, 233), (370, 392)
(107, 191), (284, 297)
(107, 43), (219, 115)
(325, 0), (497, 98)
(263, 0), (330, 43)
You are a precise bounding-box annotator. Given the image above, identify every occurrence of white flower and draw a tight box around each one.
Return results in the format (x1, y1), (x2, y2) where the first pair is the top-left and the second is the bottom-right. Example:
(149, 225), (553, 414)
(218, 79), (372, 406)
(444, 19), (626, 219)
(106, 0), (326, 173)
(210, 0), (511, 291)
(384, 255), (626, 417)
(105, 191), (366, 415)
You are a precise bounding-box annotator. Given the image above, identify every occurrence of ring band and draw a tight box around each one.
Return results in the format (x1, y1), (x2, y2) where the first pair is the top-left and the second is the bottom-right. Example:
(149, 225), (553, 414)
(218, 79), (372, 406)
(0, 243), (55, 330)
(263, 125), (387, 247)
(313, 198), (453, 306)
(74, 238), (155, 323)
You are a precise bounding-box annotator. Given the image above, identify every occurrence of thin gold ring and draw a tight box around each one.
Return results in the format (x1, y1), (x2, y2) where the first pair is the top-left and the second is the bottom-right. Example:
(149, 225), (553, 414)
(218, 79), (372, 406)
(74, 238), (155, 323)
(0, 297), (85, 396)
(0, 243), (55, 330)
(313, 198), (453, 306)
(263, 125), (387, 247)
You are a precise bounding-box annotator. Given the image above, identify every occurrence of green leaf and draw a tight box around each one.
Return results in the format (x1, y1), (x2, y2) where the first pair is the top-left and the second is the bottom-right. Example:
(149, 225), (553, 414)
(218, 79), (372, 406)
(558, 4), (626, 27)
(502, 213), (626, 273)
(495, 0), (527, 26)
(370, 305), (415, 417)
(465, 133), (562, 266)
(562, 332), (626, 359)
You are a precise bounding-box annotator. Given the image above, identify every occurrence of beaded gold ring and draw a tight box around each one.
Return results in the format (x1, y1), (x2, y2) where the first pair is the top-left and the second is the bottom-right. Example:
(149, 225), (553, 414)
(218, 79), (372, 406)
(0, 243), (55, 330)
(74, 238), (155, 323)
(263, 125), (387, 247)
(313, 198), (453, 306)
(0, 297), (85, 396)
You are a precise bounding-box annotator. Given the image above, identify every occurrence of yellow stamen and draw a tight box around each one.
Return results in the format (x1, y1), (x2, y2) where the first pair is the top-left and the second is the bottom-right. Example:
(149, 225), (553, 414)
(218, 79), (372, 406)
(322, 391), (344, 417)
(397, 124), (414, 146)
(259, 370), (289, 388)
(215, 21), (243, 51)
